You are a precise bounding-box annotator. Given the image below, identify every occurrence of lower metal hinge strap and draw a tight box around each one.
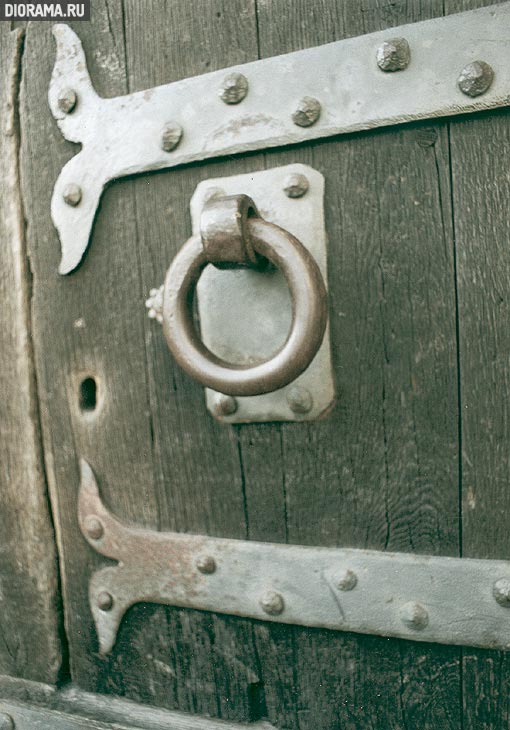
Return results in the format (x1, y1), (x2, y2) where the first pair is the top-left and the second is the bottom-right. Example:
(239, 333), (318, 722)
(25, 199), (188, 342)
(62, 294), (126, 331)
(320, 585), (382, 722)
(78, 460), (510, 654)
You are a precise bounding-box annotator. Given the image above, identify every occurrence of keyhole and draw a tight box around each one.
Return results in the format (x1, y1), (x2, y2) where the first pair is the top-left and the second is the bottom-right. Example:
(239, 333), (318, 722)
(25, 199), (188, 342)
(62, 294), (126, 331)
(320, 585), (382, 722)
(79, 377), (97, 412)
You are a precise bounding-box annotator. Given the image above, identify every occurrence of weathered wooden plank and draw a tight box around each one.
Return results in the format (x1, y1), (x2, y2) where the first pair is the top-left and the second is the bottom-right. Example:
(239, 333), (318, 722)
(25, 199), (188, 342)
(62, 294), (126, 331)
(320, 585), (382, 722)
(248, 1), (462, 727)
(18, 4), (167, 697)
(22, 2), (507, 728)
(0, 24), (62, 683)
(120, 0), (266, 720)
(0, 675), (275, 730)
(446, 1), (510, 726)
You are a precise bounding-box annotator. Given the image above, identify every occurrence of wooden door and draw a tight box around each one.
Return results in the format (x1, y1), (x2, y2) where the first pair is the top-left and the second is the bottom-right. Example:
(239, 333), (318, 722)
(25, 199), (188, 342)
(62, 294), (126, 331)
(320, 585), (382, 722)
(2, 0), (510, 728)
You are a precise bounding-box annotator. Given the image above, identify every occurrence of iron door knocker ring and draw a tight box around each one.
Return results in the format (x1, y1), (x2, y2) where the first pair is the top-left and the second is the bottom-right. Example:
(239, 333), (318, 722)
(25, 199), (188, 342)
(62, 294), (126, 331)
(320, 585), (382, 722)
(162, 194), (328, 397)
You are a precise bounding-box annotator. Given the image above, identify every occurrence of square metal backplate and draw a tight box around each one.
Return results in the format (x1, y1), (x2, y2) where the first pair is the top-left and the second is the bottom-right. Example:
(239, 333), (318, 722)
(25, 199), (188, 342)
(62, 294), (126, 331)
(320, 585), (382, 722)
(191, 164), (335, 423)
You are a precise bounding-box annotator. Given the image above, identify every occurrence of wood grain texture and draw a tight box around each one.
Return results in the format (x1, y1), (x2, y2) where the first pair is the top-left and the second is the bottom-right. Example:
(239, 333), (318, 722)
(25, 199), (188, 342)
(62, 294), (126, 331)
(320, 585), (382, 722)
(248, 1), (462, 728)
(446, 1), (510, 726)
(22, 0), (510, 727)
(0, 675), (275, 730)
(19, 2), (162, 694)
(120, 0), (265, 720)
(0, 24), (62, 683)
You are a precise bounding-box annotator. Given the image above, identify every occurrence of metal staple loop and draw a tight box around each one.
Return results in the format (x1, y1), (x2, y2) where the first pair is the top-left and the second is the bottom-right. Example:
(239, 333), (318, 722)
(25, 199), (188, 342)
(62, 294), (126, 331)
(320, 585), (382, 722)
(200, 194), (260, 268)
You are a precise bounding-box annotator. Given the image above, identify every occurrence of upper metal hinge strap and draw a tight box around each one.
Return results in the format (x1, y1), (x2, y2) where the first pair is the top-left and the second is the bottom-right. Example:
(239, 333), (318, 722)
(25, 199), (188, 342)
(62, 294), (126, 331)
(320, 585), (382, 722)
(49, 3), (510, 273)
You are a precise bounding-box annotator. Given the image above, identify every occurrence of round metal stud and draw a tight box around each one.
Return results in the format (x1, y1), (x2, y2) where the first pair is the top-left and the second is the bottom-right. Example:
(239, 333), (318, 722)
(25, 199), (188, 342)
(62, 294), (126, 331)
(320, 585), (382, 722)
(213, 394), (238, 417)
(493, 578), (510, 607)
(292, 97), (321, 128)
(0, 714), (14, 730)
(335, 569), (358, 592)
(457, 60), (494, 98)
(97, 591), (114, 611)
(84, 516), (104, 541)
(283, 173), (309, 199)
(161, 122), (183, 152)
(196, 555), (217, 574)
(399, 601), (429, 630)
(219, 72), (249, 104)
(287, 385), (313, 414)
(63, 183), (82, 207)
(57, 87), (77, 114)
(259, 590), (285, 616)
(376, 37), (411, 72)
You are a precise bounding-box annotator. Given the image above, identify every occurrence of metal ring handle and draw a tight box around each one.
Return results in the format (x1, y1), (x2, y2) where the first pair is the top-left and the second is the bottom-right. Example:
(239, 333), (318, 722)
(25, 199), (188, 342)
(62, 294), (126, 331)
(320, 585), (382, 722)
(162, 217), (327, 397)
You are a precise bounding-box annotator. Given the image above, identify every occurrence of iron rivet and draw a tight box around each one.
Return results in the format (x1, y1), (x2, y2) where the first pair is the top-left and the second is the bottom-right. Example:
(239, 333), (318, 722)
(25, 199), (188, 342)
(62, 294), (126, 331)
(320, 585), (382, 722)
(63, 183), (82, 207)
(493, 578), (510, 607)
(336, 569), (357, 591)
(0, 714), (14, 730)
(220, 72), (249, 104)
(292, 97), (321, 128)
(161, 122), (183, 152)
(458, 60), (494, 98)
(97, 591), (113, 611)
(259, 590), (285, 616)
(213, 394), (238, 417)
(58, 87), (77, 114)
(399, 601), (429, 630)
(287, 386), (313, 414)
(196, 555), (216, 574)
(84, 516), (104, 540)
(283, 173), (309, 199)
(376, 37), (410, 72)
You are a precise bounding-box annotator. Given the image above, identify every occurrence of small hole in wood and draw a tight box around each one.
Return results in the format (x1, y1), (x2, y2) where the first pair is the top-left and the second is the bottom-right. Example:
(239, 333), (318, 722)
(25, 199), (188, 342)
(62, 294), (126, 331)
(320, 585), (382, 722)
(79, 377), (97, 412)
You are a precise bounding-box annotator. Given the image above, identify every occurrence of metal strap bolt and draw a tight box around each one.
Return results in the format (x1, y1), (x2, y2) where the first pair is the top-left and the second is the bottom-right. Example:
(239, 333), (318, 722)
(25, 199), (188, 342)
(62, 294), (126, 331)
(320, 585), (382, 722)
(97, 591), (114, 611)
(161, 121), (183, 152)
(292, 97), (321, 127)
(196, 555), (217, 574)
(283, 173), (309, 198)
(84, 516), (104, 541)
(399, 601), (429, 630)
(220, 72), (249, 104)
(376, 37), (410, 72)
(336, 569), (358, 591)
(213, 394), (238, 417)
(63, 183), (82, 207)
(493, 578), (510, 607)
(58, 87), (77, 113)
(458, 60), (494, 97)
(259, 590), (285, 616)
(287, 385), (313, 414)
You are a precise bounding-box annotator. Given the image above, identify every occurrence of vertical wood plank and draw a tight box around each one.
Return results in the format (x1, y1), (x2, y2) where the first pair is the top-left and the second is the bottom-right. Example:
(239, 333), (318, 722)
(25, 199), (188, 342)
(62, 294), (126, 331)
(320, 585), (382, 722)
(248, 2), (463, 727)
(120, 1), (268, 720)
(0, 24), (63, 684)
(446, 1), (510, 727)
(18, 3), (169, 699)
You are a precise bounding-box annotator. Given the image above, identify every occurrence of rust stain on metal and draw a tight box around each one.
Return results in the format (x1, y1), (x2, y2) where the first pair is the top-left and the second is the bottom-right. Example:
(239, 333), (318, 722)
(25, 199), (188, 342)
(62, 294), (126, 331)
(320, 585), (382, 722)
(79, 460), (510, 656)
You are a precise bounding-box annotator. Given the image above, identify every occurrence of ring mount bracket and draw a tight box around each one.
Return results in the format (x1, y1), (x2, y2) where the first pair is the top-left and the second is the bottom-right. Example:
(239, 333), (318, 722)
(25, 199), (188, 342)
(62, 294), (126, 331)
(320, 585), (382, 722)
(190, 164), (335, 423)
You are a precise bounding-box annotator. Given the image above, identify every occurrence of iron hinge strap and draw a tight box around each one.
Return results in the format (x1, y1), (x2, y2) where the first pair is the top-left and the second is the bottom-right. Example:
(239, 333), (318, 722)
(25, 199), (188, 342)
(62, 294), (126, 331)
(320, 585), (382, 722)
(78, 460), (510, 655)
(50, 3), (510, 273)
